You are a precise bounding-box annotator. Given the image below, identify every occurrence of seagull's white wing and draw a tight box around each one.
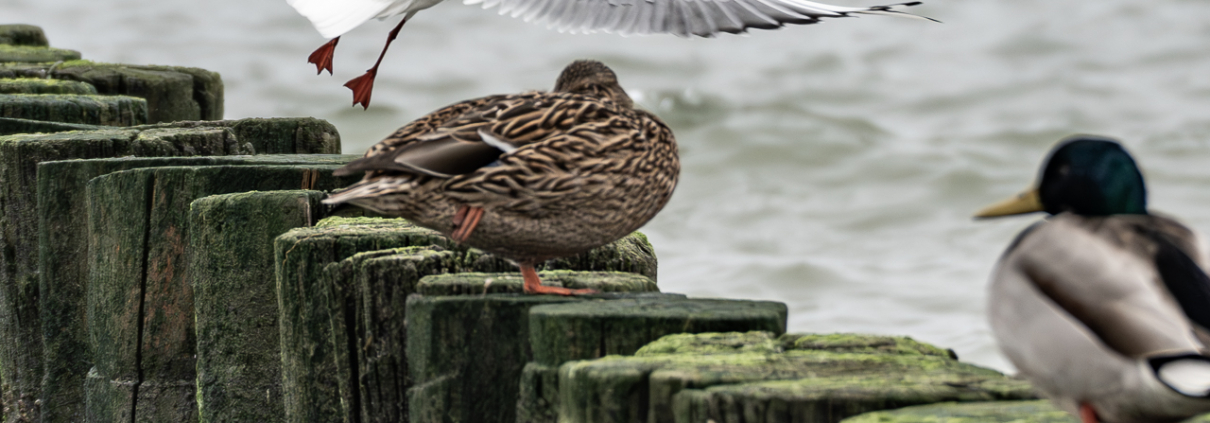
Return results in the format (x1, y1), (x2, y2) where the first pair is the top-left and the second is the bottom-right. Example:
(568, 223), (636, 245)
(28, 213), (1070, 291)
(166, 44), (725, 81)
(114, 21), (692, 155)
(287, 0), (404, 38)
(465, 0), (930, 37)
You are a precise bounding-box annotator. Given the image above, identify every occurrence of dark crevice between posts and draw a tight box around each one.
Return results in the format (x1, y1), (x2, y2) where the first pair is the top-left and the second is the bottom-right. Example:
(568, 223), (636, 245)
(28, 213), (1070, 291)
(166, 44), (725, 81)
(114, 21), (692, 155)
(129, 172), (156, 423)
(341, 279), (363, 423)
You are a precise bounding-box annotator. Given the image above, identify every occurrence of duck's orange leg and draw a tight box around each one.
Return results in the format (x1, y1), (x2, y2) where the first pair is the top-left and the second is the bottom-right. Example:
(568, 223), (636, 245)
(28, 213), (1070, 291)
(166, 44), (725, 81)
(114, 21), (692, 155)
(307, 37), (339, 75)
(520, 264), (598, 296)
(344, 17), (407, 109)
(451, 205), (484, 243)
(1078, 403), (1099, 423)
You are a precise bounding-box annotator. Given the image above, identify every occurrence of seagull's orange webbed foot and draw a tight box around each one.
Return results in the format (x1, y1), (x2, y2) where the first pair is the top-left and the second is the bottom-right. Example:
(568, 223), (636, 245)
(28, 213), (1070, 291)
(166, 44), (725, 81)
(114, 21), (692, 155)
(344, 70), (378, 109)
(521, 265), (598, 296)
(344, 17), (408, 109)
(451, 205), (484, 243)
(307, 37), (339, 75)
(1078, 403), (1099, 423)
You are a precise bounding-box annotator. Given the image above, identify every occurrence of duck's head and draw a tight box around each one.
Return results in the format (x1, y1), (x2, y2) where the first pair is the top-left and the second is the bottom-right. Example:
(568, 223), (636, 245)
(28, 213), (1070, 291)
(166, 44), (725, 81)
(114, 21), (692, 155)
(553, 60), (634, 109)
(975, 135), (1148, 218)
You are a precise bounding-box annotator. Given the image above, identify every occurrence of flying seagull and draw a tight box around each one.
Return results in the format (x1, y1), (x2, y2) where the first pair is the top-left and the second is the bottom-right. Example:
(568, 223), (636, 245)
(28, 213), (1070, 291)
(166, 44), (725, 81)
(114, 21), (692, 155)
(287, 0), (934, 108)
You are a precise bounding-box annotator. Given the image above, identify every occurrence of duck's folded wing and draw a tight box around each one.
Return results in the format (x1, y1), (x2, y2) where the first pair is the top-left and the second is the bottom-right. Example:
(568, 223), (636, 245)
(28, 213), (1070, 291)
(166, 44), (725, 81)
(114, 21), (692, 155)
(1013, 219), (1205, 358)
(333, 136), (506, 178)
(287, 0), (400, 38)
(466, 0), (932, 37)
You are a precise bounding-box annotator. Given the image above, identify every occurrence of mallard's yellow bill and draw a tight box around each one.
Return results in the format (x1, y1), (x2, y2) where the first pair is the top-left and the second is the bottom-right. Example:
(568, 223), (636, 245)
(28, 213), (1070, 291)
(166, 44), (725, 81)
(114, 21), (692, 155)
(974, 189), (1043, 218)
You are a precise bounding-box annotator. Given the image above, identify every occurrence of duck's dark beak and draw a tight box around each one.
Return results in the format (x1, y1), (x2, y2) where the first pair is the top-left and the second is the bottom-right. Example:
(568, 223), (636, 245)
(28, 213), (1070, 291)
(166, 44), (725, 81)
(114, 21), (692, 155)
(974, 188), (1043, 219)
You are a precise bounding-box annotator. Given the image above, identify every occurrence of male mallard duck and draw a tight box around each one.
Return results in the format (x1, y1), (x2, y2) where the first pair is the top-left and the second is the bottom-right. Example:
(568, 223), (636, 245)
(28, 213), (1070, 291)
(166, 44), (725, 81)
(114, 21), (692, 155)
(323, 59), (679, 295)
(286, 0), (934, 108)
(975, 136), (1210, 423)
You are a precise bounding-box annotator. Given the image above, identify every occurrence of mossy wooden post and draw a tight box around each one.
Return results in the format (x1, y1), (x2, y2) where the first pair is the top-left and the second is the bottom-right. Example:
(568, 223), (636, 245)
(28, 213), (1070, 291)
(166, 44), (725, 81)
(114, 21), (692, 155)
(2, 129), (136, 422)
(327, 247), (662, 423)
(839, 400), (1077, 423)
(275, 218), (458, 423)
(335, 247), (467, 423)
(841, 401), (1210, 423)
(190, 190), (328, 423)
(556, 332), (1037, 423)
(0, 61), (222, 123)
(1, 94), (148, 126)
(0, 78), (97, 95)
(517, 299), (788, 423)
(33, 118), (342, 423)
(407, 274), (668, 423)
(0, 45), (81, 63)
(0, 25), (50, 47)
(276, 216), (660, 423)
(0, 117), (103, 136)
(84, 161), (358, 423)
(0, 24), (78, 63)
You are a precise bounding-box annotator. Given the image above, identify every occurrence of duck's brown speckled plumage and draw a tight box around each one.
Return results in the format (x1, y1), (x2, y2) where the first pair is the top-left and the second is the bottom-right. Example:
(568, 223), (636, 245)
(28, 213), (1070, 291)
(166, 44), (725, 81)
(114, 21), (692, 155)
(324, 60), (679, 276)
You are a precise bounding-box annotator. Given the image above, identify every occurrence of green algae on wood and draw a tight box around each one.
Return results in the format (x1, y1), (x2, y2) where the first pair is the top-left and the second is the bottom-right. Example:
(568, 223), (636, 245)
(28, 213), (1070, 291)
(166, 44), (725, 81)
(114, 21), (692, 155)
(838, 400), (1210, 423)
(531, 299), (786, 367)
(417, 270), (658, 296)
(0, 116), (103, 135)
(276, 220), (457, 423)
(1, 117), (340, 423)
(0, 78), (96, 95)
(672, 366), (1036, 423)
(85, 162), (359, 423)
(0, 61), (223, 123)
(0, 25), (50, 47)
(519, 303), (786, 423)
(342, 247), (462, 423)
(408, 290), (686, 423)
(190, 190), (327, 423)
(276, 215), (659, 423)
(556, 332), (1035, 423)
(636, 331), (785, 356)
(0, 44), (81, 63)
(0, 93), (147, 126)
(38, 155), (348, 423)
(839, 400), (1076, 423)
(782, 333), (958, 359)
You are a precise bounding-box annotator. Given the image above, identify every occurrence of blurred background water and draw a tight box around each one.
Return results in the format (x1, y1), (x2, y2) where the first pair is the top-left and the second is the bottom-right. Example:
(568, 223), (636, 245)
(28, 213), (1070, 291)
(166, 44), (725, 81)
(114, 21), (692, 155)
(6, 0), (1210, 372)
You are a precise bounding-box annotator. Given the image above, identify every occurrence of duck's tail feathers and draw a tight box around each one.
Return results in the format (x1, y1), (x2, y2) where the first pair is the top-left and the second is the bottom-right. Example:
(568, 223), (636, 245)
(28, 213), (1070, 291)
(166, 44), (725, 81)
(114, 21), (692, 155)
(322, 177), (418, 207)
(1152, 354), (1210, 398)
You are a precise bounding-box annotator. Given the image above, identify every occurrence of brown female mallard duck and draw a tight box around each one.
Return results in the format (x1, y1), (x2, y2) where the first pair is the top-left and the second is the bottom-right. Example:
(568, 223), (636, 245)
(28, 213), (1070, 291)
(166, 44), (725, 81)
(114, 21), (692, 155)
(976, 136), (1210, 423)
(323, 60), (679, 295)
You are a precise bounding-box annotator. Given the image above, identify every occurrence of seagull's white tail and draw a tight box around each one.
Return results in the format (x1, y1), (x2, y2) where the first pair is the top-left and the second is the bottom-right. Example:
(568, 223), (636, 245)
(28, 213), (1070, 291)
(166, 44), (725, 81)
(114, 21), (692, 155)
(287, 0), (399, 38)
(1155, 356), (1210, 397)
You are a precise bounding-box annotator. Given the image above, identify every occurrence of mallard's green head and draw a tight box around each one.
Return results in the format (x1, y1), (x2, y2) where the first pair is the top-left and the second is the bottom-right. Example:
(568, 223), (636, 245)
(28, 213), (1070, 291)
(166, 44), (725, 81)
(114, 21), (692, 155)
(975, 135), (1147, 218)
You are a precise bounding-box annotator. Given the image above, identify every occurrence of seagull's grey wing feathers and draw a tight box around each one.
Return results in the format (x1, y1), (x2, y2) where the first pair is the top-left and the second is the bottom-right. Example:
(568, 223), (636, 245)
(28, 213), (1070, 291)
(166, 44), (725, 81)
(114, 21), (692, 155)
(465, 0), (929, 37)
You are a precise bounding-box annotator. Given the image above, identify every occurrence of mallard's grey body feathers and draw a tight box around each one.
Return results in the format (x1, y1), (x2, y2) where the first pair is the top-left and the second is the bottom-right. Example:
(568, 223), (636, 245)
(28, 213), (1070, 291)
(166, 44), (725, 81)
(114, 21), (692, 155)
(324, 61), (678, 293)
(978, 136), (1210, 423)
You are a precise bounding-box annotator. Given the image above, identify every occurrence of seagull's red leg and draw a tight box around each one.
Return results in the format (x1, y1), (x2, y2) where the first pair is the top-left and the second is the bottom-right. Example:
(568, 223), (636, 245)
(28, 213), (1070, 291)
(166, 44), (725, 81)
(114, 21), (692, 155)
(1078, 403), (1099, 423)
(307, 37), (339, 75)
(520, 264), (598, 296)
(344, 17), (408, 109)
(450, 205), (484, 243)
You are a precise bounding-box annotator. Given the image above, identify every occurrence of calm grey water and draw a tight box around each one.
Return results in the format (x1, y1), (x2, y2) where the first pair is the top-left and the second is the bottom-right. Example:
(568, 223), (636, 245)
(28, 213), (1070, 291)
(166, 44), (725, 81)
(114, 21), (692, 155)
(7, 0), (1210, 372)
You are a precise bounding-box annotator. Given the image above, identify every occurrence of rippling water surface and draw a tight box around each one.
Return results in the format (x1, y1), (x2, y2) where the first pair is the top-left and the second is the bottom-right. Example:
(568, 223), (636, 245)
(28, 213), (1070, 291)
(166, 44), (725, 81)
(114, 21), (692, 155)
(8, 0), (1210, 371)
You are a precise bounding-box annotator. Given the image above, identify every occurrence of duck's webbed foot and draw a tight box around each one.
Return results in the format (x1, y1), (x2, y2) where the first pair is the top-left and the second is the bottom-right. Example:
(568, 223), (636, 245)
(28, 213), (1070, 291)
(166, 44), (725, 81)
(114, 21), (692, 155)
(1078, 403), (1099, 423)
(307, 37), (339, 75)
(520, 264), (598, 296)
(451, 205), (484, 243)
